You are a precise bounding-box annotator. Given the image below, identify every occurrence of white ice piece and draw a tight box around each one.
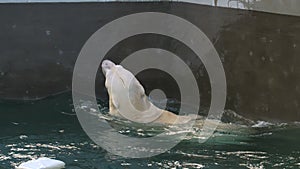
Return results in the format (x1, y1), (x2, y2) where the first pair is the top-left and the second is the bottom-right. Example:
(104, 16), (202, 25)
(16, 157), (65, 169)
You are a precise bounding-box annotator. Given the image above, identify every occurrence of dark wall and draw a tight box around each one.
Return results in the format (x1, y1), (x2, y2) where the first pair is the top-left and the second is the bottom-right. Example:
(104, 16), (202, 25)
(0, 2), (299, 122)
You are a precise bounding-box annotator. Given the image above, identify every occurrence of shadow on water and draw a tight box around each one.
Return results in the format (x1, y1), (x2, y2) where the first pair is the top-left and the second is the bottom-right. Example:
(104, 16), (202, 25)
(0, 92), (300, 168)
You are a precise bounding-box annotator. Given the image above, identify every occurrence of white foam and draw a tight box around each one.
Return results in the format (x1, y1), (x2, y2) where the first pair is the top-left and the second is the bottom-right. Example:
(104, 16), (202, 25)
(16, 157), (65, 169)
(251, 121), (273, 128)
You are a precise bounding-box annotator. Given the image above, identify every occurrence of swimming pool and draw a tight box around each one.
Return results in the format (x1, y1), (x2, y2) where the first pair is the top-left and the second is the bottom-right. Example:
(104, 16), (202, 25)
(1, 92), (300, 168)
(0, 1), (299, 168)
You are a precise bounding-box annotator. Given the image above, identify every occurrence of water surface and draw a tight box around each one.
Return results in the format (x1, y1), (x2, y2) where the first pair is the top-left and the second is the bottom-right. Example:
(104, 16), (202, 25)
(1, 92), (300, 168)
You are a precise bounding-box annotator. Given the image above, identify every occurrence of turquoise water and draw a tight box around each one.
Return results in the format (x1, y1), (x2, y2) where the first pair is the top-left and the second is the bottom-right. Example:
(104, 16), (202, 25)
(1, 92), (300, 168)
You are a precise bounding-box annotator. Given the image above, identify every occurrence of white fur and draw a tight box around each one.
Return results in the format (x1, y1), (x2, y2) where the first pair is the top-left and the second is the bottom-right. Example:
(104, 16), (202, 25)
(102, 60), (195, 124)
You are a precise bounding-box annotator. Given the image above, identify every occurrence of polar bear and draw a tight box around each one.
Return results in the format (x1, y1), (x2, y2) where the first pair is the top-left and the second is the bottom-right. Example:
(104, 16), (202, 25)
(101, 60), (195, 124)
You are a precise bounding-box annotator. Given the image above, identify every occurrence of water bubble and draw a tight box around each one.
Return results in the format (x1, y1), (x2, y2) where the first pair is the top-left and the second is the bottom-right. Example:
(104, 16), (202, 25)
(19, 135), (28, 140)
(59, 50), (64, 55)
(249, 51), (253, 56)
(45, 30), (51, 36)
(260, 37), (267, 43)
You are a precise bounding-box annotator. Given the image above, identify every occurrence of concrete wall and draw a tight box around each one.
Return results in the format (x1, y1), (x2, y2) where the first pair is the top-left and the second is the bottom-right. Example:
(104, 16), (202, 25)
(0, 2), (299, 121)
(1, 0), (300, 17)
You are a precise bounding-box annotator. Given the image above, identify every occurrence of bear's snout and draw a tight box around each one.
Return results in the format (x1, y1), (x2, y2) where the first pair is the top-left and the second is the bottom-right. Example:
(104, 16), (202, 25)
(102, 60), (116, 75)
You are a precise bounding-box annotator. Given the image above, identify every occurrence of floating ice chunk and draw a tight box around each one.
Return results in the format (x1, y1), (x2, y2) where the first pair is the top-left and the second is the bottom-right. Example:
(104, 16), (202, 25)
(16, 157), (65, 169)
